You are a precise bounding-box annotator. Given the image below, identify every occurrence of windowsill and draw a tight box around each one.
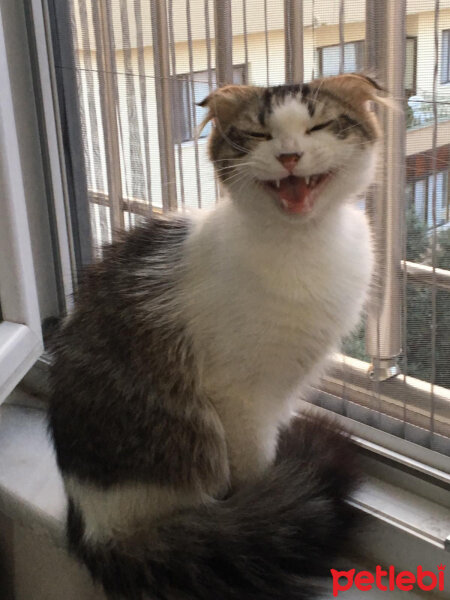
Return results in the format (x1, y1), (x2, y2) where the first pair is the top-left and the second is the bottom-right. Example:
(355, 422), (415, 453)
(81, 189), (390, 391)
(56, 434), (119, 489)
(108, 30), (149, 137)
(1, 388), (449, 599)
(0, 389), (66, 549)
(2, 388), (449, 544)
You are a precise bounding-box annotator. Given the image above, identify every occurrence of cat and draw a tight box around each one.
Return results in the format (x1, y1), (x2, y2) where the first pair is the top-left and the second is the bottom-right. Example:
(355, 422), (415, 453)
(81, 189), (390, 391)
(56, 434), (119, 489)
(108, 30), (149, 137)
(49, 74), (384, 600)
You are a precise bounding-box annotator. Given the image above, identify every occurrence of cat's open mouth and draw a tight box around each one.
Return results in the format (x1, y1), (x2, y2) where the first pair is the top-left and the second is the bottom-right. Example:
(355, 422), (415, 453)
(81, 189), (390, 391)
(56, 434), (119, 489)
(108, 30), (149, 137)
(262, 173), (331, 215)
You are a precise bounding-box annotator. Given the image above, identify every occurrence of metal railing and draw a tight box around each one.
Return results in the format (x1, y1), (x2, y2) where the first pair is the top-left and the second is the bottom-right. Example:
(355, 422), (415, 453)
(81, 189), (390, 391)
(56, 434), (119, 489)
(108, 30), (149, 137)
(364, 0), (406, 382)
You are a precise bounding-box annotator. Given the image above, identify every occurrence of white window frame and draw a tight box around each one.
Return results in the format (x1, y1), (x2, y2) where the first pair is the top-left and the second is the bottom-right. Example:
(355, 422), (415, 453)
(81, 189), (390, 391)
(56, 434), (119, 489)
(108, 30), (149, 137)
(0, 0), (447, 570)
(0, 7), (43, 403)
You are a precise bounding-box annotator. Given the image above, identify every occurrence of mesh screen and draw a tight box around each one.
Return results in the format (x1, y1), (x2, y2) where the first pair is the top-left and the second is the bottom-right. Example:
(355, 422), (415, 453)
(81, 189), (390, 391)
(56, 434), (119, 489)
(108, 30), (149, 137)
(55, 0), (450, 454)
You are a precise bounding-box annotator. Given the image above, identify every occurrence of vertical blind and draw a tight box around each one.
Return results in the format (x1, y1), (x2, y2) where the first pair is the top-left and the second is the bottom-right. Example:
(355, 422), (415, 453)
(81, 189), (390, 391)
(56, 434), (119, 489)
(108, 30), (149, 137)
(49, 0), (450, 456)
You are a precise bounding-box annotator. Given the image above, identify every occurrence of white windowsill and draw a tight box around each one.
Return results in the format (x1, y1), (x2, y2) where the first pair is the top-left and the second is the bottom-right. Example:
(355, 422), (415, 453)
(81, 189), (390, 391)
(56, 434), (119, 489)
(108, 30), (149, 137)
(1, 388), (449, 599)
(0, 323), (42, 405)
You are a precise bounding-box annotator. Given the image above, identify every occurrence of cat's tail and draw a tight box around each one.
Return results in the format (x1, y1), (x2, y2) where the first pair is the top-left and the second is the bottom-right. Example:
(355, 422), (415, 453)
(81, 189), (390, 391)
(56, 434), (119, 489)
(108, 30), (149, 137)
(67, 414), (360, 600)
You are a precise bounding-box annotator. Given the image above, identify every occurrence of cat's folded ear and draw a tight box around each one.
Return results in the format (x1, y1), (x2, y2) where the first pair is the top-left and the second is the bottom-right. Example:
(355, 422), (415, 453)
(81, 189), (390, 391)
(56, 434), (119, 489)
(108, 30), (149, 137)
(196, 85), (259, 136)
(316, 73), (395, 110)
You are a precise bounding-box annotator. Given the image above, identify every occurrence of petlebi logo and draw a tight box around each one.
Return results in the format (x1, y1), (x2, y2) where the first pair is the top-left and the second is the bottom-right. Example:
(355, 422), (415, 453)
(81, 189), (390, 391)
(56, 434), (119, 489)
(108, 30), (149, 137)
(330, 564), (446, 596)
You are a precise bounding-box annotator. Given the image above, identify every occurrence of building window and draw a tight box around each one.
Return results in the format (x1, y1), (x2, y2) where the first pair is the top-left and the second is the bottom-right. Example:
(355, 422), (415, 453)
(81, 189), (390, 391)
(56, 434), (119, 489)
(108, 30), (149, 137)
(316, 41), (365, 77)
(405, 37), (417, 97)
(316, 38), (417, 96)
(410, 171), (449, 228)
(442, 30), (450, 84)
(173, 65), (246, 144)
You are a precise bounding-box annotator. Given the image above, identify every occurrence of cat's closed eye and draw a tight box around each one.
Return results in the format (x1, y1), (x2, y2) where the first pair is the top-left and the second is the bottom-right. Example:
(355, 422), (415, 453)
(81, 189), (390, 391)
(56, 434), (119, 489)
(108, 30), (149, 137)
(240, 130), (273, 141)
(306, 120), (334, 134)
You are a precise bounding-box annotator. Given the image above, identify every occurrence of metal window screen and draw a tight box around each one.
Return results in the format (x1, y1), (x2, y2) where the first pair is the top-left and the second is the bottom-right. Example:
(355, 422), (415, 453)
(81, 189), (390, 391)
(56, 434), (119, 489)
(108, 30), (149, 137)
(49, 0), (450, 456)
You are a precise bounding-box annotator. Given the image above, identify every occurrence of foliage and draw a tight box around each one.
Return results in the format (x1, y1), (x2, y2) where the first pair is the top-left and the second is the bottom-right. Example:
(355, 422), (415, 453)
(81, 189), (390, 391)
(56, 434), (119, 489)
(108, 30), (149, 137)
(437, 226), (450, 269)
(405, 205), (428, 261)
(343, 207), (450, 388)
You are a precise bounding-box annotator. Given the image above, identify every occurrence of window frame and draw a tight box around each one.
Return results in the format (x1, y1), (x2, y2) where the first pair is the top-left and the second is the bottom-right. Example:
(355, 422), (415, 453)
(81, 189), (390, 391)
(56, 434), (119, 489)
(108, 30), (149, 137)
(409, 170), (450, 228)
(24, 0), (449, 470)
(12, 2), (447, 568)
(0, 5), (43, 403)
(319, 353), (450, 461)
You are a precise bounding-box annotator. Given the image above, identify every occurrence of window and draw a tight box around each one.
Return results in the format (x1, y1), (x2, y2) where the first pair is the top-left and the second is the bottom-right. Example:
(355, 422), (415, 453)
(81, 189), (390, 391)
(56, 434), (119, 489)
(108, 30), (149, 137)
(173, 66), (246, 144)
(405, 37), (417, 97)
(45, 1), (450, 460)
(316, 40), (365, 77)
(316, 38), (417, 96)
(407, 145), (450, 228)
(409, 172), (449, 228)
(441, 29), (450, 84)
(0, 5), (43, 403)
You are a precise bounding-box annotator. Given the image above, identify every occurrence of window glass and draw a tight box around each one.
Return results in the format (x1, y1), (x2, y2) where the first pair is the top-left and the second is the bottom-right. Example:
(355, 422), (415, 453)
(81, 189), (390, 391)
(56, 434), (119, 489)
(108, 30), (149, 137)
(319, 41), (365, 77)
(441, 30), (450, 84)
(414, 179), (427, 222)
(405, 38), (416, 96)
(174, 67), (245, 144)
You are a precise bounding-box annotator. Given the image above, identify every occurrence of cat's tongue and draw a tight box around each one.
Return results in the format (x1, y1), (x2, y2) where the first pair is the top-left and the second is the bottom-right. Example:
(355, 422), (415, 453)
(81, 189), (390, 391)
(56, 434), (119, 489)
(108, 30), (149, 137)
(277, 176), (313, 214)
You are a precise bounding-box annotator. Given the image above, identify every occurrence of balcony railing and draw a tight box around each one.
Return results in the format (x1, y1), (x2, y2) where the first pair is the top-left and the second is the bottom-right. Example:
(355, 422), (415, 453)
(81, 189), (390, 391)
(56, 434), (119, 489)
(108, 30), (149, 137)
(407, 96), (450, 130)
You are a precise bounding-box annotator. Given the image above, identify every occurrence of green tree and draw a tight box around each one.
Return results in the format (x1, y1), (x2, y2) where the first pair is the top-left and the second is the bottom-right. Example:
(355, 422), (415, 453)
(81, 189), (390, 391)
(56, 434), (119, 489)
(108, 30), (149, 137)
(343, 207), (450, 389)
(402, 207), (432, 382)
(404, 218), (450, 387)
(435, 227), (450, 388)
(437, 226), (450, 269)
(406, 205), (429, 261)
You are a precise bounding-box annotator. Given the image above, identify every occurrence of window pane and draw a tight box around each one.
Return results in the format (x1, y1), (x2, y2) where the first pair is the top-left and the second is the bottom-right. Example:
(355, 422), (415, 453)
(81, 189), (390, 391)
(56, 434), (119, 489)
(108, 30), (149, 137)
(414, 179), (426, 222)
(405, 38), (416, 94)
(441, 30), (449, 83)
(427, 172), (442, 226)
(343, 43), (358, 72)
(321, 45), (341, 76)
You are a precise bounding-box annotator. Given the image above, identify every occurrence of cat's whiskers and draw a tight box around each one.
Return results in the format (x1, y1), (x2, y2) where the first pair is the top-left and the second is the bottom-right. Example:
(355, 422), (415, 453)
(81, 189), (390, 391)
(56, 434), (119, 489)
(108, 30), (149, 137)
(221, 170), (252, 187)
(213, 157), (251, 163)
(214, 117), (251, 155)
(230, 175), (253, 198)
(214, 161), (255, 172)
(215, 169), (255, 186)
(337, 113), (379, 137)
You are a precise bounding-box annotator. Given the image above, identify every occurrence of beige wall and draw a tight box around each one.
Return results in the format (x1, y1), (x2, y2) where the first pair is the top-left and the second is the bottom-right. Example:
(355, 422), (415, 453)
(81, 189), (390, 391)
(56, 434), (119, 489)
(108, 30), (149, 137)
(72, 1), (450, 50)
(416, 9), (450, 96)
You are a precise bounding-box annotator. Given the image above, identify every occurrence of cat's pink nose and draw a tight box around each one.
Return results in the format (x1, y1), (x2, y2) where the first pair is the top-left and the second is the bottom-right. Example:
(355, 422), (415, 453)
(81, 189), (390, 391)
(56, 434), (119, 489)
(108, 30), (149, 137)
(276, 152), (303, 173)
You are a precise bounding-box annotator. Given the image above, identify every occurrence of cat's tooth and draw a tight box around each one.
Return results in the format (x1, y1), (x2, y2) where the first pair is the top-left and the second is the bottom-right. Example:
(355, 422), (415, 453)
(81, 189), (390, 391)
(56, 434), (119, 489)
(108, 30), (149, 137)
(305, 176), (310, 185)
(281, 198), (288, 209)
(276, 179), (280, 188)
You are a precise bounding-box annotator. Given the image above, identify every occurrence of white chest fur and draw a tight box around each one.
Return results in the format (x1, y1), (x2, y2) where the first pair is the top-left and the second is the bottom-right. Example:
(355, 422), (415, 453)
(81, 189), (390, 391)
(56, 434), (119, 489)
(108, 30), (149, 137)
(185, 200), (372, 395)
(183, 200), (373, 481)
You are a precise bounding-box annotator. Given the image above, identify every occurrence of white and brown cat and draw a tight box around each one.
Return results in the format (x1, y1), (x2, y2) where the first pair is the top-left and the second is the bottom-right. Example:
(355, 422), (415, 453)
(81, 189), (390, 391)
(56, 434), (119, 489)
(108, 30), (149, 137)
(49, 74), (384, 600)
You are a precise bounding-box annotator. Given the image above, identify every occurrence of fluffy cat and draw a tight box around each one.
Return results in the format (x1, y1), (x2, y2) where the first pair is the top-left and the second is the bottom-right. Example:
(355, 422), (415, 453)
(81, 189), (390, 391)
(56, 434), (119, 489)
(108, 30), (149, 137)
(49, 74), (383, 599)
